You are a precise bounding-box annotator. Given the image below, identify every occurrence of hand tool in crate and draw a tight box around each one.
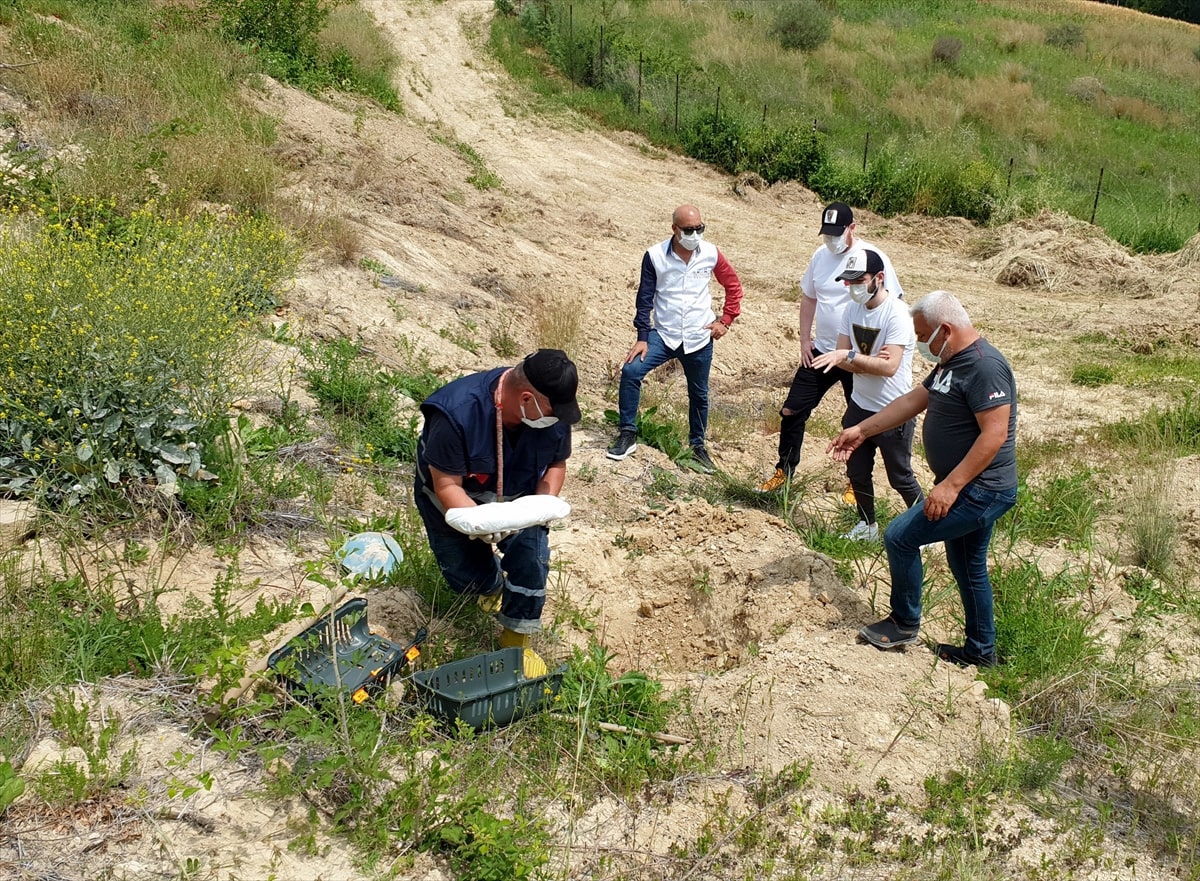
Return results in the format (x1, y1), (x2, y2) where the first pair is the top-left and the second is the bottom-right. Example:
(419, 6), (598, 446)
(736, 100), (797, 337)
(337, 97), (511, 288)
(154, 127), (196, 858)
(268, 597), (426, 704)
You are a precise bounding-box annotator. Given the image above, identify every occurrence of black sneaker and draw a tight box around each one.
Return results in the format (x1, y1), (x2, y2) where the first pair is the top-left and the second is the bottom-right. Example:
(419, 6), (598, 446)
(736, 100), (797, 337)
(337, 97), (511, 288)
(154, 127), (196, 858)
(935, 643), (998, 668)
(606, 430), (638, 461)
(859, 615), (919, 650)
(690, 446), (716, 474)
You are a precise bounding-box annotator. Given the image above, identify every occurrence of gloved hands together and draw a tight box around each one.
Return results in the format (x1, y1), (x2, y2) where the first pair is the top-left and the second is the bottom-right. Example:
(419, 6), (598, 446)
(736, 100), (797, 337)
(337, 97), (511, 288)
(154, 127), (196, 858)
(472, 529), (518, 545)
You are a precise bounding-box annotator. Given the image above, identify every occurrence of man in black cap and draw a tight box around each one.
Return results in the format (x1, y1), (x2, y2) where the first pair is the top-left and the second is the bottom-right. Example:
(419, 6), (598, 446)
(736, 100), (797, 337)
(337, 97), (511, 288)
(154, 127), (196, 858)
(413, 349), (580, 652)
(755, 202), (905, 494)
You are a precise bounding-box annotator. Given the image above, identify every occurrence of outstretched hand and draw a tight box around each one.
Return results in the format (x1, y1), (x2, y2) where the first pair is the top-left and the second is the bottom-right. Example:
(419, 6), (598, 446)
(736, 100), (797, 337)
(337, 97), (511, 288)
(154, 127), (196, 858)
(810, 349), (846, 373)
(826, 426), (865, 463)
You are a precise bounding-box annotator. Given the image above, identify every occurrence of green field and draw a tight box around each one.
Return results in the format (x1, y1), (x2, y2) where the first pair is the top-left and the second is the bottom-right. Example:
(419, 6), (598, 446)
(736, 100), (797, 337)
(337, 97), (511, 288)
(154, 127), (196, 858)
(491, 0), (1200, 253)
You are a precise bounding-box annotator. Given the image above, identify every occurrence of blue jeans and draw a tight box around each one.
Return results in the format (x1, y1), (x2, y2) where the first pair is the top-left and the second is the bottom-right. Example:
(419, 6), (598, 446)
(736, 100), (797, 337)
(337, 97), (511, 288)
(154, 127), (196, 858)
(883, 482), (1017, 658)
(617, 330), (713, 448)
(415, 491), (549, 634)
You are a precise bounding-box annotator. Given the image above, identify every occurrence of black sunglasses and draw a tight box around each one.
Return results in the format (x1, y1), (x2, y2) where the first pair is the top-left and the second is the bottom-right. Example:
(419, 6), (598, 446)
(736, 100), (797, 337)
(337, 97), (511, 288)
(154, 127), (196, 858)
(677, 224), (705, 235)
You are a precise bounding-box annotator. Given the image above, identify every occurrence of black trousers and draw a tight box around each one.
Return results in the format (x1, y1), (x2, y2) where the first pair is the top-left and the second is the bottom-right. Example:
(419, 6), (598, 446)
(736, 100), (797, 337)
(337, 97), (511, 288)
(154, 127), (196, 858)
(775, 353), (853, 473)
(842, 398), (923, 524)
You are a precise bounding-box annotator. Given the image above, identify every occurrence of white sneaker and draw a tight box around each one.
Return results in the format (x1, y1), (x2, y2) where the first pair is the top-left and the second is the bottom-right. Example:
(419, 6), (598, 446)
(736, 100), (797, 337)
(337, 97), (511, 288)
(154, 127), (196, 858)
(843, 520), (879, 542)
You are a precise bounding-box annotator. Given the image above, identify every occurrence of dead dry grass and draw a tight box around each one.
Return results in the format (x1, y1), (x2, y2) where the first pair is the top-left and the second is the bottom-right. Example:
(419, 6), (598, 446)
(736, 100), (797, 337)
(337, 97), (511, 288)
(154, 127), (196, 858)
(962, 75), (1056, 144)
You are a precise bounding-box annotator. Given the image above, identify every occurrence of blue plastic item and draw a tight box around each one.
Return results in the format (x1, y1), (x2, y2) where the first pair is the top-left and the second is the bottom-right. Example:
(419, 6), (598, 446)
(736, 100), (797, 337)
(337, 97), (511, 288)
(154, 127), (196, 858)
(337, 532), (404, 580)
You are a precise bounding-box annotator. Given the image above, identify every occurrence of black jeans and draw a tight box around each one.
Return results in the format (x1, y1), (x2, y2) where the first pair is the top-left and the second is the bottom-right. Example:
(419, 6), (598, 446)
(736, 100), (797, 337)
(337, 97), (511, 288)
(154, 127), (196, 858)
(775, 354), (853, 473)
(841, 399), (923, 524)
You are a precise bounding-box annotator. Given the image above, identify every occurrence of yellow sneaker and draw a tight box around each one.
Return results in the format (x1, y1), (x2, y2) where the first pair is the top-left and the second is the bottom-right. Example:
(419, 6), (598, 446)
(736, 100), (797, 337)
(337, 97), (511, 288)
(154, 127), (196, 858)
(841, 484), (857, 506)
(477, 591), (502, 614)
(755, 468), (789, 494)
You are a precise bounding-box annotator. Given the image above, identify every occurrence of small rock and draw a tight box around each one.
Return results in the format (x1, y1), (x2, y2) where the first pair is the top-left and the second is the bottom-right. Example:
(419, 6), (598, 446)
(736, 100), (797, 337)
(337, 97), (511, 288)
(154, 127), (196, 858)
(638, 601), (654, 618)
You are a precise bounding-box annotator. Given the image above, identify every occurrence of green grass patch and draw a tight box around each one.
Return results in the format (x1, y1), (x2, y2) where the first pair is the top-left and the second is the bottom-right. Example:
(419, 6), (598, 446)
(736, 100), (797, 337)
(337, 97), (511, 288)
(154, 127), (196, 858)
(984, 562), (1101, 701)
(490, 0), (1200, 252)
(1110, 392), (1200, 454)
(998, 465), (1101, 548)
(1071, 363), (1115, 387)
(302, 339), (431, 465)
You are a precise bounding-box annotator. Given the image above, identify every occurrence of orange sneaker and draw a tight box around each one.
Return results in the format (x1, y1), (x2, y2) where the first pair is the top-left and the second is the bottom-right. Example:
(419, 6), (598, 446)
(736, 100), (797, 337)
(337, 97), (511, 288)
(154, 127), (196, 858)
(755, 468), (789, 494)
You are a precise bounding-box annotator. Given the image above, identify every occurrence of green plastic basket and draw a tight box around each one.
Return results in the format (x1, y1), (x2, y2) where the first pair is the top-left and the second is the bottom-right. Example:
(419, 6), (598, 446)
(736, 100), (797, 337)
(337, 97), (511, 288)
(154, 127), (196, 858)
(268, 598), (423, 704)
(413, 647), (565, 730)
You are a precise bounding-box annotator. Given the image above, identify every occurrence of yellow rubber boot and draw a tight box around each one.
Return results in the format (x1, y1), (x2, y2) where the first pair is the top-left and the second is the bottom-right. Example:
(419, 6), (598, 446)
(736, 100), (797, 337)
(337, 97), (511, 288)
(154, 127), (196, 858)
(476, 591), (502, 614)
(499, 628), (548, 679)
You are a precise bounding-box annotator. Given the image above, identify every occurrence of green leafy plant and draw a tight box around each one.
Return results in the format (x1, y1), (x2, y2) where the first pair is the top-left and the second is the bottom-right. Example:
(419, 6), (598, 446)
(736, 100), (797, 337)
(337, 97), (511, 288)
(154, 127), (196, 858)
(302, 338), (422, 463)
(0, 761), (23, 813)
(0, 207), (295, 505)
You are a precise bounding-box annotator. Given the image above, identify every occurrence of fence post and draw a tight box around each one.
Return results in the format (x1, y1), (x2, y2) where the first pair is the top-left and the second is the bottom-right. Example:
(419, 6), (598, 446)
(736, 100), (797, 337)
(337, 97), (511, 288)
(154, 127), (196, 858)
(1090, 166), (1104, 225)
(715, 86), (720, 125)
(862, 132), (870, 172)
(674, 72), (680, 132)
(568, 5), (574, 87)
(762, 103), (767, 126)
(1006, 157), (1014, 198)
(598, 24), (604, 85)
(637, 51), (642, 115)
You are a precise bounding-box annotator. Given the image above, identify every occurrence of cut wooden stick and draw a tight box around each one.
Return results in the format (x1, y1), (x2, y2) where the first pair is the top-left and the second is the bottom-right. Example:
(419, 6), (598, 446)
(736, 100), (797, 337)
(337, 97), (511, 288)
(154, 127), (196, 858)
(548, 712), (690, 745)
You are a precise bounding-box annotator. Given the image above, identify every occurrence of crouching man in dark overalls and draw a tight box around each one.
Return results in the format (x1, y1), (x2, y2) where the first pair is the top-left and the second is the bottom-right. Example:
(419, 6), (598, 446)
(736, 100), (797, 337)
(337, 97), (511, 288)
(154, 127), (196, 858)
(413, 349), (580, 666)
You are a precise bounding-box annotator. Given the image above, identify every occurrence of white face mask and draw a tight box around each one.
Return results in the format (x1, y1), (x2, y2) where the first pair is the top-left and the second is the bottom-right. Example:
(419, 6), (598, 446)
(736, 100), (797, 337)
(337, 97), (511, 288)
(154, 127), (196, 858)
(915, 325), (948, 363)
(678, 231), (703, 251)
(520, 397), (559, 429)
(847, 282), (872, 304)
(823, 231), (850, 255)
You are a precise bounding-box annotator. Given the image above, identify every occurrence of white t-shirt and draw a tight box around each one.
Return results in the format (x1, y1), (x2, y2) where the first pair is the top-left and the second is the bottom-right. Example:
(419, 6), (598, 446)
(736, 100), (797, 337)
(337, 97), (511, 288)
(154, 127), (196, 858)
(800, 237), (904, 354)
(839, 292), (915, 412)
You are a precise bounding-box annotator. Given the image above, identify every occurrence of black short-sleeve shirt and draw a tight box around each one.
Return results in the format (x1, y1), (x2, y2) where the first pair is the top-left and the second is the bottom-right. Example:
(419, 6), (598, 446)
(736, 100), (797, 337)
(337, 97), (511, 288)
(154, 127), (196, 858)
(921, 338), (1017, 491)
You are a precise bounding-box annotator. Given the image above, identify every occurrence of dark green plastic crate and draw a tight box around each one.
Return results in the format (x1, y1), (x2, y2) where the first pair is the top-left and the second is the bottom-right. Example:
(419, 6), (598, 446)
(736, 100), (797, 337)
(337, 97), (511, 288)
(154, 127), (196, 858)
(412, 647), (565, 730)
(268, 597), (413, 703)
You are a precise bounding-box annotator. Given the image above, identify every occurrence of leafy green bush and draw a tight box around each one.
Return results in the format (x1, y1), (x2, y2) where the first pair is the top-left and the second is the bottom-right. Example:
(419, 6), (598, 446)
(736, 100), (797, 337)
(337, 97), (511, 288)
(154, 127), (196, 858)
(743, 124), (827, 184)
(680, 112), (746, 174)
(1045, 22), (1085, 49)
(206, 0), (333, 67)
(0, 206), (296, 504)
(769, 0), (832, 52)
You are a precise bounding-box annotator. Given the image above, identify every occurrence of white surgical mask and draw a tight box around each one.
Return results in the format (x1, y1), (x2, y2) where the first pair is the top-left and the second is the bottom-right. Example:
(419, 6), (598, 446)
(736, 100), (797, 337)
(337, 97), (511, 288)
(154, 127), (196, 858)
(520, 397), (559, 429)
(915, 325), (948, 363)
(823, 231), (850, 255)
(847, 282), (872, 304)
(678, 231), (703, 251)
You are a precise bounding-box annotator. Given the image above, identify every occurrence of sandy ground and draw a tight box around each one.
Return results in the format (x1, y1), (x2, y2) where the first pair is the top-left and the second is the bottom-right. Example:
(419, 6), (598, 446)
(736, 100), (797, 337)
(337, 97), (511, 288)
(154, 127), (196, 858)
(3, 1), (1199, 879)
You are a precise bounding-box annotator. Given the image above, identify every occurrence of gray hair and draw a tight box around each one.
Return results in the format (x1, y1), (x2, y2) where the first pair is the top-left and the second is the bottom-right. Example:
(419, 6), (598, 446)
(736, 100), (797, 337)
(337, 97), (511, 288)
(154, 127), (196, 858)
(910, 290), (971, 328)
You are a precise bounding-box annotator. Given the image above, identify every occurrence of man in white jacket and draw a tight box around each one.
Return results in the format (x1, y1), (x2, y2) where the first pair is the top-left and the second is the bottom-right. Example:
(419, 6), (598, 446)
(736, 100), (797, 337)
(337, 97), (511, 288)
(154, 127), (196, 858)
(607, 204), (744, 473)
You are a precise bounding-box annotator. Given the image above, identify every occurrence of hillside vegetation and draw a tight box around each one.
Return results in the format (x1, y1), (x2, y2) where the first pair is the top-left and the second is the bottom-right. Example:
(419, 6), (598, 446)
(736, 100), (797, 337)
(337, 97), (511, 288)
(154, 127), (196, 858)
(0, 1), (1198, 880)
(491, 0), (1200, 253)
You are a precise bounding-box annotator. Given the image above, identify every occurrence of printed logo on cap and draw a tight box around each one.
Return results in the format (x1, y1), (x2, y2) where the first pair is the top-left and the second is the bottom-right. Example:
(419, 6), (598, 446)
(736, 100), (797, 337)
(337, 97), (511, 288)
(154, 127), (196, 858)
(824, 208), (839, 225)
